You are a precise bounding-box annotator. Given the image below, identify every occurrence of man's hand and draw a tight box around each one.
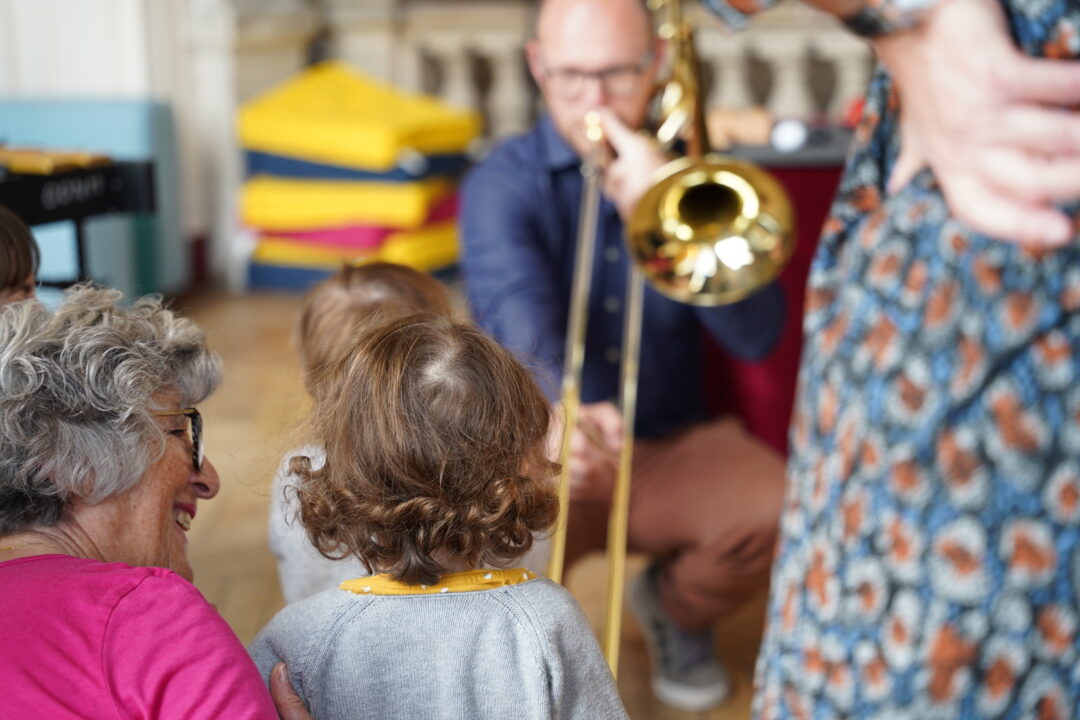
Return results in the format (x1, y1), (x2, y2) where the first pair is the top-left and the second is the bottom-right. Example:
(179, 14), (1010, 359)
(594, 108), (670, 221)
(877, 0), (1080, 246)
(271, 662), (313, 720)
(548, 401), (624, 502)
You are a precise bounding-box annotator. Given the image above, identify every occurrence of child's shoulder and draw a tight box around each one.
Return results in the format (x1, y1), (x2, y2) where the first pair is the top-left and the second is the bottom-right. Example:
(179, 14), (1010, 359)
(505, 578), (590, 625)
(514, 578), (574, 600)
(498, 579), (611, 672)
(252, 585), (375, 663)
(268, 583), (373, 629)
(513, 577), (575, 603)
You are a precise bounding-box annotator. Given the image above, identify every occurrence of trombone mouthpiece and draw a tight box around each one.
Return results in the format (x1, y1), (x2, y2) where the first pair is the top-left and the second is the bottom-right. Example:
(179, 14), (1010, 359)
(584, 111), (605, 143)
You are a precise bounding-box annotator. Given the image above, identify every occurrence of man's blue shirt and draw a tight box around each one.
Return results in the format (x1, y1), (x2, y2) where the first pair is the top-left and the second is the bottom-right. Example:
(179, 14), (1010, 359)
(460, 114), (785, 438)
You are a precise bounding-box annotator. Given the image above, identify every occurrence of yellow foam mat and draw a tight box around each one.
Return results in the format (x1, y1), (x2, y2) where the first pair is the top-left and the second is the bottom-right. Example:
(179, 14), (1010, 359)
(253, 221), (458, 272)
(242, 177), (451, 231)
(378, 223), (459, 270)
(238, 62), (482, 171)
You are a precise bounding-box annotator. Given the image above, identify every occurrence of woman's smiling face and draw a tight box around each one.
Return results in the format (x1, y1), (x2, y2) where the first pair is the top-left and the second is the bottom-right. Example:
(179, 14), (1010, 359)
(74, 393), (221, 581)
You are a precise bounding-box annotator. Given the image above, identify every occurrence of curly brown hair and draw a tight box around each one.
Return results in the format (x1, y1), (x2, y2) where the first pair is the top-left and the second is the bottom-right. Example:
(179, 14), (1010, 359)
(291, 313), (559, 586)
(295, 262), (453, 399)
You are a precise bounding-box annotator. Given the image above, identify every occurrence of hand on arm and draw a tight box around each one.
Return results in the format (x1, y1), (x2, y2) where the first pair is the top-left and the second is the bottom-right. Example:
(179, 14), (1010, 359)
(271, 663), (313, 720)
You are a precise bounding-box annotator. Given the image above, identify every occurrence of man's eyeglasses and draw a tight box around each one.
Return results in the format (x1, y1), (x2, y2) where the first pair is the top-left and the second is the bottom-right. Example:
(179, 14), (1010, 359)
(541, 55), (653, 99)
(152, 408), (204, 472)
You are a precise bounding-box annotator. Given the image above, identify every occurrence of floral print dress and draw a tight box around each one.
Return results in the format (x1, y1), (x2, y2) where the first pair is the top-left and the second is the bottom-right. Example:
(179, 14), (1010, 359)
(702, 0), (1080, 716)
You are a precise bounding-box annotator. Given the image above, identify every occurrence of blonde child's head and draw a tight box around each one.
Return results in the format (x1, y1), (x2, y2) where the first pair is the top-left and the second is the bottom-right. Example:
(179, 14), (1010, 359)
(295, 262), (453, 399)
(292, 313), (559, 586)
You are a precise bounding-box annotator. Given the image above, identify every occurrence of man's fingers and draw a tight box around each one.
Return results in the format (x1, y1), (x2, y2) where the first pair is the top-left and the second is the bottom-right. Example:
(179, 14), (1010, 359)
(583, 424), (621, 462)
(571, 429), (614, 461)
(567, 450), (617, 500)
(587, 140), (614, 170)
(571, 446), (606, 472)
(595, 107), (640, 153)
(569, 430), (589, 456)
(581, 402), (624, 443)
(601, 170), (625, 206)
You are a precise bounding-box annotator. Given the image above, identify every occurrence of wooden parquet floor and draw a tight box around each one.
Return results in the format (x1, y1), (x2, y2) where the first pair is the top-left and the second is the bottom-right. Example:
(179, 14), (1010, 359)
(176, 289), (767, 720)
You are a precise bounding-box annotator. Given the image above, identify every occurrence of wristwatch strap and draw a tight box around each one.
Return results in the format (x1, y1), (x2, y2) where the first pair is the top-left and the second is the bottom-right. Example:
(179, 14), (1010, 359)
(840, 0), (937, 37)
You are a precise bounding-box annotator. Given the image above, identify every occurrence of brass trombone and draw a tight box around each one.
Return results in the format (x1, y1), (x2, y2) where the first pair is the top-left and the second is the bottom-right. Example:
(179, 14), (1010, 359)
(546, 0), (796, 678)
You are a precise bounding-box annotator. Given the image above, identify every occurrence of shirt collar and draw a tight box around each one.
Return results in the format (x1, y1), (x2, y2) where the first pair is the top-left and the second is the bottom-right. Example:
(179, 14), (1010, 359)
(339, 568), (537, 596)
(538, 113), (581, 171)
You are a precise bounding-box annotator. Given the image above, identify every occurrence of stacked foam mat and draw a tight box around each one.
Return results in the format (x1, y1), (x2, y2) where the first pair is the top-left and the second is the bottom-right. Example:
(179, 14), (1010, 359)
(239, 62), (482, 289)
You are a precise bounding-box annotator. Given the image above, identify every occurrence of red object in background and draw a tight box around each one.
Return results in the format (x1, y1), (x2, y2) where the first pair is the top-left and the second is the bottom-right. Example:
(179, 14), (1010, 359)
(843, 97), (866, 129)
(705, 164), (844, 457)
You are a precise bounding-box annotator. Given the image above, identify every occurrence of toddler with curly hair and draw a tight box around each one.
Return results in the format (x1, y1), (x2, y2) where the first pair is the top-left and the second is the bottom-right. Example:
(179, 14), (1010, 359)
(250, 314), (626, 719)
(270, 262), (455, 603)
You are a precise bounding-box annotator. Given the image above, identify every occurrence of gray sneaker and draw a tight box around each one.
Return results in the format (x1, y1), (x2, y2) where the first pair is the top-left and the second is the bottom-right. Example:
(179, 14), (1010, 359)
(627, 563), (731, 711)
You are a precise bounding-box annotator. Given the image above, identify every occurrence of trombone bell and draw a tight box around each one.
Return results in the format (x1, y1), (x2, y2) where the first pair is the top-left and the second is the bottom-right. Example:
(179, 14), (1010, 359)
(626, 154), (795, 306)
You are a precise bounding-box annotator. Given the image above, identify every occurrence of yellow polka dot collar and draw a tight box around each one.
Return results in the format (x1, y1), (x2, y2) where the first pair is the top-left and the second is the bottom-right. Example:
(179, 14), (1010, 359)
(340, 568), (536, 596)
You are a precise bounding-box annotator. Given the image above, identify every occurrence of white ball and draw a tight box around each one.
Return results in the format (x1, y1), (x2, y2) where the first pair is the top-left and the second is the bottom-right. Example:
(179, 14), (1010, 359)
(771, 119), (808, 153)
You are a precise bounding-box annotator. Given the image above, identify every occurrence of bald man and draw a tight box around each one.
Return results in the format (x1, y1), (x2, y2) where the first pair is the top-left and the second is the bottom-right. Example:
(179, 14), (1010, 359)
(459, 0), (786, 711)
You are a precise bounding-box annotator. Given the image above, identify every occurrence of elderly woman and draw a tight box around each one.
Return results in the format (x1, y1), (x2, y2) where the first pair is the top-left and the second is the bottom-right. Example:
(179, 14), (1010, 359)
(0, 285), (308, 719)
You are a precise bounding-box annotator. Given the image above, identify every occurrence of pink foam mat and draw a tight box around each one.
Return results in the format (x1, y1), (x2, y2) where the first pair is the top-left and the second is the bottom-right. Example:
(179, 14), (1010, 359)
(258, 193), (459, 249)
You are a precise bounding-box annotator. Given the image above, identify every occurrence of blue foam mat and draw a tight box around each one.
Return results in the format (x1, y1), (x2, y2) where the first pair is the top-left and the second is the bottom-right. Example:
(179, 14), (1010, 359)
(244, 151), (470, 182)
(247, 261), (460, 292)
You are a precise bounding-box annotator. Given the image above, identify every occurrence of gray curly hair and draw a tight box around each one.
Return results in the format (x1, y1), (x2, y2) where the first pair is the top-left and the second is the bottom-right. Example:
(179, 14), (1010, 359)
(0, 284), (222, 533)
